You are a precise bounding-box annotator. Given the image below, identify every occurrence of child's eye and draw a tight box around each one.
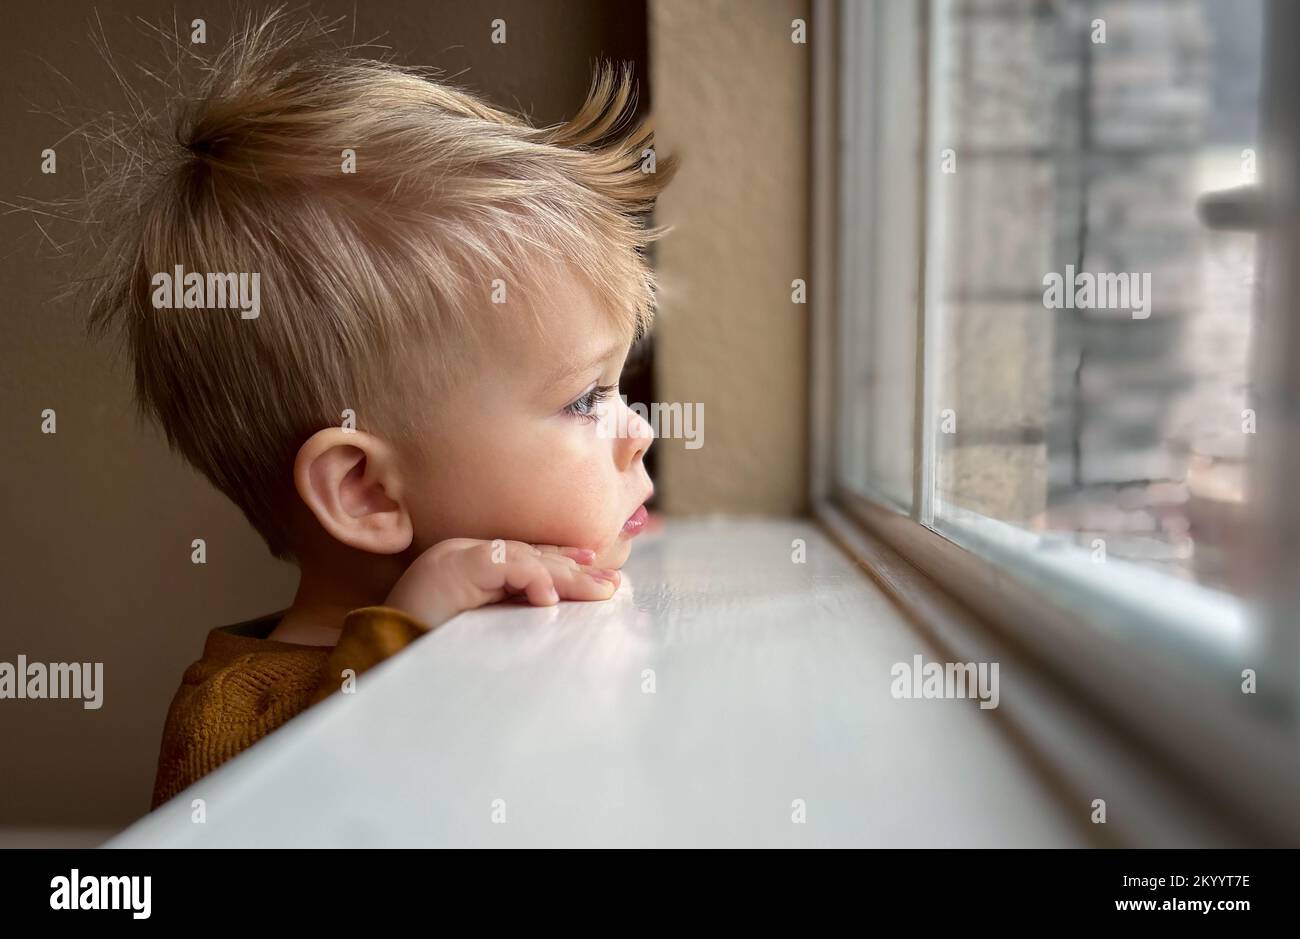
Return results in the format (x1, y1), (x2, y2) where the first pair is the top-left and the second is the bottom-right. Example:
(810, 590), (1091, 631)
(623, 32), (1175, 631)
(562, 384), (616, 423)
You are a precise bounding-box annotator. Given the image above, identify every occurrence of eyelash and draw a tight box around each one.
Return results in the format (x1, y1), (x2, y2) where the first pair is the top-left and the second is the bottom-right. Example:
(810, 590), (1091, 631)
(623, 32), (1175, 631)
(563, 383), (617, 423)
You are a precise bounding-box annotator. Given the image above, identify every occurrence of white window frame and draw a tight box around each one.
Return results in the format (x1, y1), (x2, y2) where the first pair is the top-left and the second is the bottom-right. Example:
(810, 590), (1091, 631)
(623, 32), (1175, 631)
(809, 0), (1300, 845)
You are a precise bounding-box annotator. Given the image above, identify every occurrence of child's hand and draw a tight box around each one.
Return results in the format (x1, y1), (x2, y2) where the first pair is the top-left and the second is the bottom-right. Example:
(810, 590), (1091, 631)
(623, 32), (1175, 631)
(382, 539), (621, 630)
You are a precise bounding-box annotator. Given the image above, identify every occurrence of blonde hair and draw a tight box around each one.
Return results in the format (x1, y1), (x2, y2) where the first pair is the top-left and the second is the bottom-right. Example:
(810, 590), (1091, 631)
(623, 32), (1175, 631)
(65, 10), (676, 560)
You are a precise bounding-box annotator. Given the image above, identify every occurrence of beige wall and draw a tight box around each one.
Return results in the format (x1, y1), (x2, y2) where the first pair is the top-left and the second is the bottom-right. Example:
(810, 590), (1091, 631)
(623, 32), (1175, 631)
(0, 0), (646, 832)
(651, 0), (810, 515)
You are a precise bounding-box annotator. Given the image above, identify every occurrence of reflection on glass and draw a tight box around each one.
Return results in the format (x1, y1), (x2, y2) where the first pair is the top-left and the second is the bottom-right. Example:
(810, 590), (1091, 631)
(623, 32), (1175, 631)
(929, 0), (1263, 598)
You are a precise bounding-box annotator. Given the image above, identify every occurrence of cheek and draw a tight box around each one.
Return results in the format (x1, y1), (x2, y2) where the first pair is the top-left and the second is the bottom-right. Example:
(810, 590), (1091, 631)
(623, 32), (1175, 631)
(519, 438), (613, 541)
(410, 421), (619, 549)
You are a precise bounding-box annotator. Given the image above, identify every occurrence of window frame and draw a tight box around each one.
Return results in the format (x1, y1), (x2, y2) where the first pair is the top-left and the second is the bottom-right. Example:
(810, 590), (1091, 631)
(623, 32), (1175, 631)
(809, 0), (1300, 845)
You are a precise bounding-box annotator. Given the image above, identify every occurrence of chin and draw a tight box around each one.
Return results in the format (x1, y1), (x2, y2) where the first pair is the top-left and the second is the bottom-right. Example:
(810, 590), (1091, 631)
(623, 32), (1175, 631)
(594, 536), (634, 570)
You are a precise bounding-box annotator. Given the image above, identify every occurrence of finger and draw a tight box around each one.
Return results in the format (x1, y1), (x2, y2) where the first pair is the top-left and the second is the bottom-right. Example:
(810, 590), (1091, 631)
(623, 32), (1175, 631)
(532, 544), (597, 565)
(466, 543), (557, 605)
(538, 553), (620, 601)
(495, 555), (560, 607)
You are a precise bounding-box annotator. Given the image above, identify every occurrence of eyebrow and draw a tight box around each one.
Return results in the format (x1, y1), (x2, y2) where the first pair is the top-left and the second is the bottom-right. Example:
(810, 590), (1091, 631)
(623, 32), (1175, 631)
(542, 341), (625, 393)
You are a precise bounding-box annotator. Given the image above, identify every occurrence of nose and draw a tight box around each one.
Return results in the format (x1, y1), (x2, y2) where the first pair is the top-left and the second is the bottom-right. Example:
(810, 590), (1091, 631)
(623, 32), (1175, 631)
(616, 398), (654, 471)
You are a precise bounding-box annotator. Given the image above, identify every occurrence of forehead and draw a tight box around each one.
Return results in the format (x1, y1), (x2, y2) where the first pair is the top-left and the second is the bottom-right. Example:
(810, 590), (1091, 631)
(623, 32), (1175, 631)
(478, 258), (629, 382)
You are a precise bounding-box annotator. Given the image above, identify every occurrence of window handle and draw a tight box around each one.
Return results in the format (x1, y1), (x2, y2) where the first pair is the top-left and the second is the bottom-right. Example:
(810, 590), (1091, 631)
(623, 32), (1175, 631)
(1197, 185), (1279, 231)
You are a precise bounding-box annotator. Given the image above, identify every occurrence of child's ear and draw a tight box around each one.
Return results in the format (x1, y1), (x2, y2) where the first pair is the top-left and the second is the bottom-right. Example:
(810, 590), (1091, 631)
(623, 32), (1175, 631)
(293, 428), (413, 554)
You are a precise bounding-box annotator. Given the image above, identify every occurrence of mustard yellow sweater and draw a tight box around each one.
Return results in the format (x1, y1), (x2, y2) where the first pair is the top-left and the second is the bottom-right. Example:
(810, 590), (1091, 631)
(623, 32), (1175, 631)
(150, 606), (427, 809)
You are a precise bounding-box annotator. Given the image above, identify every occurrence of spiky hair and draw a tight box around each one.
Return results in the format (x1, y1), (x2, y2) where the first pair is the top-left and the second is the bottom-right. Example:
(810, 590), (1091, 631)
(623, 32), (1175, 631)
(60, 8), (676, 560)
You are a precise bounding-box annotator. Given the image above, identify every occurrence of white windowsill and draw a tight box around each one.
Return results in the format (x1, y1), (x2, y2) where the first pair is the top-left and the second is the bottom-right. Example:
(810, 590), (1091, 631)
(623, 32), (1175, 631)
(107, 517), (1083, 848)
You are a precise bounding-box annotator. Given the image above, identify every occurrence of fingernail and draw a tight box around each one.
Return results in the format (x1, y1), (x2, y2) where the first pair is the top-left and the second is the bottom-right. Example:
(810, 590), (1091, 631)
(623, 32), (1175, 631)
(547, 587), (560, 603)
(587, 568), (619, 585)
(565, 548), (597, 564)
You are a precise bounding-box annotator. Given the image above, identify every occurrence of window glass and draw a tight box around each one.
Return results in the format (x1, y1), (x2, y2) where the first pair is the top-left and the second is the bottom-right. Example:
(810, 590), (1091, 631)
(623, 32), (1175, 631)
(928, 0), (1264, 600)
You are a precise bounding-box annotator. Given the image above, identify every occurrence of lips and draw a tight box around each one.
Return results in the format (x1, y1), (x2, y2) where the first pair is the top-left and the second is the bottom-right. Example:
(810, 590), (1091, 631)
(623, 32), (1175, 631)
(622, 504), (649, 536)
